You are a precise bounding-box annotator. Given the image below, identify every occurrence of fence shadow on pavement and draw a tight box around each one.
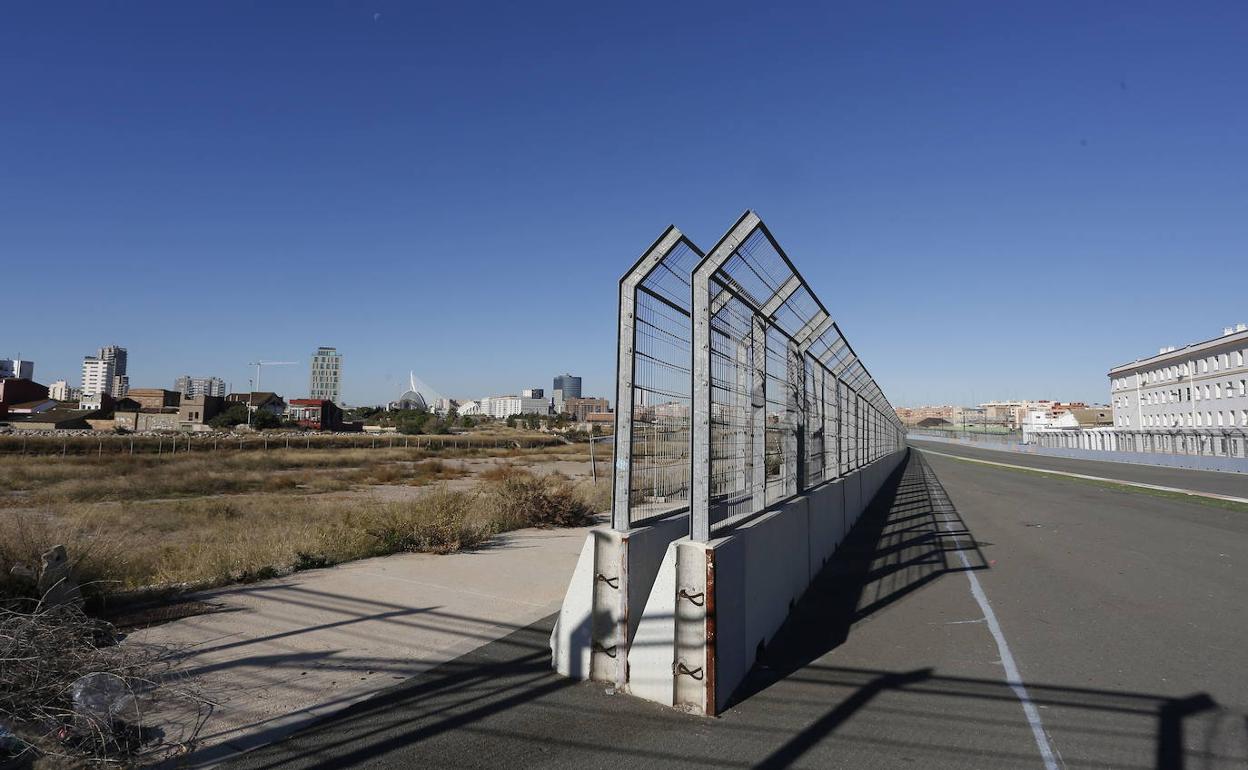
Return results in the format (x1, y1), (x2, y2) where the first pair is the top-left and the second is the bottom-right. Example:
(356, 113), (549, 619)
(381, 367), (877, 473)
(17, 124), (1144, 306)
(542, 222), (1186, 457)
(731, 449), (988, 707)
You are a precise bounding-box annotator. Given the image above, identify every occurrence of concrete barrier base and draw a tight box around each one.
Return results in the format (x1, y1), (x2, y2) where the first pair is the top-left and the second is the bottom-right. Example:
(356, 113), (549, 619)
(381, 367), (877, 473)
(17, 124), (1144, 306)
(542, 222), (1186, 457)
(552, 449), (908, 715)
(550, 510), (688, 688)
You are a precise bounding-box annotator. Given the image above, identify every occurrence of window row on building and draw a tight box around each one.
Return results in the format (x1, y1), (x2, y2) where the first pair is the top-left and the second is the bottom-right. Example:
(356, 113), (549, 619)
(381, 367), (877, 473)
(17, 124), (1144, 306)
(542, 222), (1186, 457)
(1112, 348), (1247, 391)
(1120, 379), (1248, 408)
(1134, 410), (1248, 429)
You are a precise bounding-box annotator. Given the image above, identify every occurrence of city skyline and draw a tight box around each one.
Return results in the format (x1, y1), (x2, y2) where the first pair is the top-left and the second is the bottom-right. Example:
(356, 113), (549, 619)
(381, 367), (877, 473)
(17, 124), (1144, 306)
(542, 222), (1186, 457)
(5, 4), (1248, 406)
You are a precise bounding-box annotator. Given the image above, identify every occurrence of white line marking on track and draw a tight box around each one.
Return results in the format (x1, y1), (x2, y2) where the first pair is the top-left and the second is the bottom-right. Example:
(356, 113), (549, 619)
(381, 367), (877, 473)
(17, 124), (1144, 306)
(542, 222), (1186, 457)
(930, 472), (1061, 769)
(917, 448), (1248, 505)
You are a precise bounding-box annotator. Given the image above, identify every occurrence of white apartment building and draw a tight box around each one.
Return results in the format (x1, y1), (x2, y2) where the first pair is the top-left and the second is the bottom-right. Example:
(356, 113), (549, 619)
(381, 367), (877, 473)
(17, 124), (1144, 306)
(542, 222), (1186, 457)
(310, 346), (342, 405)
(0, 359), (34, 380)
(479, 395), (549, 419)
(1109, 325), (1248, 430)
(81, 356), (115, 398)
(48, 380), (70, 400)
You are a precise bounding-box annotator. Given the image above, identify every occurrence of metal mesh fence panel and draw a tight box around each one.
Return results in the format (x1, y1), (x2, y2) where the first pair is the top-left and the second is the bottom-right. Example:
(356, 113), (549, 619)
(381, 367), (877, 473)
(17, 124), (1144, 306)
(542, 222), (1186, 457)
(690, 212), (905, 540)
(707, 281), (758, 529)
(626, 241), (697, 525)
(615, 212), (905, 539)
(612, 229), (703, 529)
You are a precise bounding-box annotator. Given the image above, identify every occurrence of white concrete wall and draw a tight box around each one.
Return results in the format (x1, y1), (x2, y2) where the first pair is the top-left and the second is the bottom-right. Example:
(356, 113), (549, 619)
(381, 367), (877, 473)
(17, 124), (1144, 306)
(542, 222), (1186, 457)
(604, 448), (908, 714)
(550, 511), (690, 686)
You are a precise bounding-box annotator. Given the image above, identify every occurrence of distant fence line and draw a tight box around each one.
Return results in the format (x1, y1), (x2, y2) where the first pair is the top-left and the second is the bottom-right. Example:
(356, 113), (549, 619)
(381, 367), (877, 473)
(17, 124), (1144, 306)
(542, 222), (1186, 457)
(907, 426), (1248, 474)
(906, 428), (1023, 446)
(908, 425), (1248, 459)
(0, 432), (568, 457)
(1027, 427), (1248, 460)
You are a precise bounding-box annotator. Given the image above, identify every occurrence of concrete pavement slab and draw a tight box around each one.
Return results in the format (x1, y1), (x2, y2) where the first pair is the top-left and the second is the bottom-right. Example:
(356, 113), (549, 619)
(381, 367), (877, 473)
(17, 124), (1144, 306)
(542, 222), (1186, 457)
(133, 523), (595, 765)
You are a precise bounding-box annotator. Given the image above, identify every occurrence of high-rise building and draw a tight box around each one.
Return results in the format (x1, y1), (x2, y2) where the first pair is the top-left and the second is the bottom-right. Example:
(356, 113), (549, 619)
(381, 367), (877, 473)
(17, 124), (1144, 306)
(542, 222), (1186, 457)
(0, 359), (34, 380)
(97, 345), (128, 397)
(48, 380), (70, 401)
(552, 373), (582, 414)
(310, 346), (343, 405)
(81, 356), (115, 398)
(174, 375), (226, 398)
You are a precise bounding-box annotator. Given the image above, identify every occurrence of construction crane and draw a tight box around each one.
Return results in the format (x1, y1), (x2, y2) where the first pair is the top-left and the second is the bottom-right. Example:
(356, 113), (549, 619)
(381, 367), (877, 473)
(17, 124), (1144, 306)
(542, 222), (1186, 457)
(246, 360), (298, 428)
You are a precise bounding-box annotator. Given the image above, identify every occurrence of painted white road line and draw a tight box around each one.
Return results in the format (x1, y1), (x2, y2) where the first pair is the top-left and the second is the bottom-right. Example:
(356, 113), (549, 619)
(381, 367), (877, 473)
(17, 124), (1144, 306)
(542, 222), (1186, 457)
(917, 448), (1248, 505)
(924, 464), (1061, 769)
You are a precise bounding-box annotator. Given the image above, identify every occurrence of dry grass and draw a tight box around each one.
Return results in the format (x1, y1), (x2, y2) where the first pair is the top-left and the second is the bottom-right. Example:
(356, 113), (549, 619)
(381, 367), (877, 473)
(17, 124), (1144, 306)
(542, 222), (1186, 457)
(0, 602), (210, 765)
(0, 450), (485, 506)
(0, 468), (611, 603)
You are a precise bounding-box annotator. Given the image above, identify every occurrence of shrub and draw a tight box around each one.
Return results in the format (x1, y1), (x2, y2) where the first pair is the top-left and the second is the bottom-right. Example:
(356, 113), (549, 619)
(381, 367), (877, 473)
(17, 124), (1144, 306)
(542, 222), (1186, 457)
(357, 488), (495, 554)
(251, 410), (281, 430)
(208, 403), (249, 428)
(485, 471), (596, 529)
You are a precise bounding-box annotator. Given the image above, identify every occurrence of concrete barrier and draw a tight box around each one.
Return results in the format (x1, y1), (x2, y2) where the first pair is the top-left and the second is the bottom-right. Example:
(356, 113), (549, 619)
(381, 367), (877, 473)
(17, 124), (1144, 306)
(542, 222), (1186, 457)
(807, 479), (846, 574)
(608, 448), (907, 714)
(550, 510), (689, 687)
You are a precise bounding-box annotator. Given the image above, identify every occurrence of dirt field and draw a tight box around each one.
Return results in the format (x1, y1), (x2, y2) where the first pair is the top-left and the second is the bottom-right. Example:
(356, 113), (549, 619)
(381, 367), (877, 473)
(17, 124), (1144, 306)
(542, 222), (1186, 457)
(0, 442), (613, 602)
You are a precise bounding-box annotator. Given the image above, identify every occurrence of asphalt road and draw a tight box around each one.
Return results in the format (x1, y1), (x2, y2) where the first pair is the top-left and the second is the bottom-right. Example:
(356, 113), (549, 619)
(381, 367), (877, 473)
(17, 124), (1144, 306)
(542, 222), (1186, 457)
(906, 437), (1248, 498)
(226, 450), (1248, 769)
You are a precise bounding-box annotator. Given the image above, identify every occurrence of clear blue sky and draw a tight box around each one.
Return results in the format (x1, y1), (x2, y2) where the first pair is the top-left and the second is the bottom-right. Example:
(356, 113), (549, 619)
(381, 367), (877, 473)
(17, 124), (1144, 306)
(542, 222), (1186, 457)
(4, 2), (1246, 407)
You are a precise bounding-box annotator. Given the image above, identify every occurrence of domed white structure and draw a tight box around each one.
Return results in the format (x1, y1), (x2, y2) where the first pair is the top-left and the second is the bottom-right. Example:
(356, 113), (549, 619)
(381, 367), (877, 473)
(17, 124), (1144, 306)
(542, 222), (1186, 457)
(389, 372), (430, 411)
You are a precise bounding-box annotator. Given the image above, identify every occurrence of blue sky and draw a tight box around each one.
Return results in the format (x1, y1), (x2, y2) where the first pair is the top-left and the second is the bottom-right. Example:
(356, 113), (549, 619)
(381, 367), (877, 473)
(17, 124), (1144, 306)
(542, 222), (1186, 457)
(3, 2), (1246, 407)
